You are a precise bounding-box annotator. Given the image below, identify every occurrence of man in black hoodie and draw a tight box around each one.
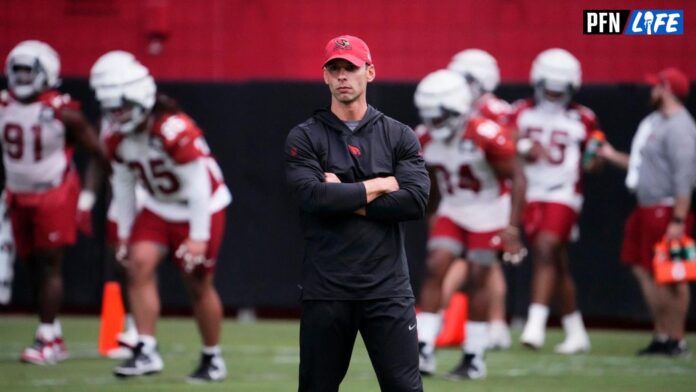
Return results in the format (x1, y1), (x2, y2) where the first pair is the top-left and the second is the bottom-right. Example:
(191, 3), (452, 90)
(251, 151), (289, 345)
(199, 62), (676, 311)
(285, 35), (429, 391)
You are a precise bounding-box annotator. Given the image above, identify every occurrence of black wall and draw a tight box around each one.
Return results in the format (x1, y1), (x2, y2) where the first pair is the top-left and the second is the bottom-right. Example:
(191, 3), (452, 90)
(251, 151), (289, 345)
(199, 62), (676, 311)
(6, 79), (696, 324)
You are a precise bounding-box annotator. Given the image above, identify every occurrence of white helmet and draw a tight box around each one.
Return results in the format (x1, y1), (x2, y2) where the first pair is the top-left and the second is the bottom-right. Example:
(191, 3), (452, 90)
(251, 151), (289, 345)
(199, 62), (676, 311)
(93, 58), (156, 133)
(414, 69), (472, 141)
(530, 48), (582, 93)
(89, 50), (137, 90)
(448, 49), (500, 93)
(5, 40), (60, 99)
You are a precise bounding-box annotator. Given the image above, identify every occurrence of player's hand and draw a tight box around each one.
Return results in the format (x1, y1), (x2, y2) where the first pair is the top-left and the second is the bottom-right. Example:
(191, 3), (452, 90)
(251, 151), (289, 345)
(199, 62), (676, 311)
(665, 222), (685, 241)
(501, 225), (527, 265)
(76, 209), (93, 237)
(115, 241), (129, 267)
(324, 172), (341, 183)
(176, 238), (209, 273)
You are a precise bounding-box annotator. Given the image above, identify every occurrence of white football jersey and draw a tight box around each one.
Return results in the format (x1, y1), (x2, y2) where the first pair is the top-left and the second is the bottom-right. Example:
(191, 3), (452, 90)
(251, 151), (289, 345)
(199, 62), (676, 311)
(419, 117), (515, 232)
(0, 90), (76, 193)
(106, 112), (230, 222)
(513, 99), (598, 211)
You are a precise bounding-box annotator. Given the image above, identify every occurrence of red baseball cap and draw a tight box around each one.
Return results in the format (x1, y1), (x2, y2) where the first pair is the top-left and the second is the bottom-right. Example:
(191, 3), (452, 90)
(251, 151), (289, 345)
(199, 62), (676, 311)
(323, 35), (373, 67)
(646, 67), (690, 99)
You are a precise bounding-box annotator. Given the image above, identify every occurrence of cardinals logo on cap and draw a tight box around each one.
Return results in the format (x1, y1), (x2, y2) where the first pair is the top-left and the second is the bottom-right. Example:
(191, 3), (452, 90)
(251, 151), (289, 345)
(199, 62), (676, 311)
(335, 38), (352, 50)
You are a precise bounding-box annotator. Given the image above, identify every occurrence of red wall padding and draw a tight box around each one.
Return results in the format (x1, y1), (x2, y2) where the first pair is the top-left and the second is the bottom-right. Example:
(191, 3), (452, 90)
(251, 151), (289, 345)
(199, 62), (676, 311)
(1, 0), (693, 82)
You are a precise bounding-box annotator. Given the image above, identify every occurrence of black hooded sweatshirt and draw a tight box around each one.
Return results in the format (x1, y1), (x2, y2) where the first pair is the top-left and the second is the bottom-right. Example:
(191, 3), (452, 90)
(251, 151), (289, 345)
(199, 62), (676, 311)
(285, 105), (430, 300)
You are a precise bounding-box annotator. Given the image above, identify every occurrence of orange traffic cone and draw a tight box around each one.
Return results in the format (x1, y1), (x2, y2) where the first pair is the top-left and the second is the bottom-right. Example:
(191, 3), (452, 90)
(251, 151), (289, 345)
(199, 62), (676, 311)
(435, 292), (468, 347)
(98, 281), (126, 356)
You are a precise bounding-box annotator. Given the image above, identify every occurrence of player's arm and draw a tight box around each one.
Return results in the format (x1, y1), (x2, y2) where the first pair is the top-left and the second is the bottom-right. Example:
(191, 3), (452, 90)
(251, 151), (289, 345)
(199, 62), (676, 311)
(173, 158), (213, 270)
(62, 108), (111, 175)
(488, 127), (527, 263)
(285, 127), (394, 215)
(363, 127), (430, 222)
(62, 108), (111, 235)
(111, 162), (138, 242)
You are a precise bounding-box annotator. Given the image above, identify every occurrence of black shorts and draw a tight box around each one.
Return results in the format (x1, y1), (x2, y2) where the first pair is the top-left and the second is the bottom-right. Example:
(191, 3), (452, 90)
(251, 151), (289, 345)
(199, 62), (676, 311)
(298, 297), (423, 392)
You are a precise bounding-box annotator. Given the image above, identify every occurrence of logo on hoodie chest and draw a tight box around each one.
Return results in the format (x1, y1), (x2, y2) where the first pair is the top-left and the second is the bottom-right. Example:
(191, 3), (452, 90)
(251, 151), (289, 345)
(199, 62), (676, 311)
(348, 144), (362, 157)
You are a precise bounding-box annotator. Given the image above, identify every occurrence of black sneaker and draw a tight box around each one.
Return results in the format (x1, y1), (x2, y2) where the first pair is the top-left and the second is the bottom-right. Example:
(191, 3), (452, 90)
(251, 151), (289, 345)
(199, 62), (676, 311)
(666, 339), (691, 358)
(445, 353), (486, 381)
(187, 353), (227, 382)
(637, 338), (669, 356)
(113, 342), (164, 377)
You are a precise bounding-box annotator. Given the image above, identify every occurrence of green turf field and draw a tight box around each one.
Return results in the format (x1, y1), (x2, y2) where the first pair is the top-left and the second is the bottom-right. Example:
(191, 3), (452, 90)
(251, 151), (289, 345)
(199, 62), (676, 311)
(0, 316), (694, 391)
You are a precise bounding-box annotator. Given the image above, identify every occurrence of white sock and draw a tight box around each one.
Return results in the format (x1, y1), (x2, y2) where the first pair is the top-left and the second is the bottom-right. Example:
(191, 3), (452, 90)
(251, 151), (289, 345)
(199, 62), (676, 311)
(655, 333), (669, 342)
(53, 319), (63, 338)
(527, 303), (549, 331)
(490, 320), (508, 334)
(139, 335), (157, 352)
(202, 345), (221, 356)
(464, 321), (489, 357)
(124, 314), (137, 333)
(37, 323), (55, 341)
(561, 311), (587, 337)
(416, 312), (443, 347)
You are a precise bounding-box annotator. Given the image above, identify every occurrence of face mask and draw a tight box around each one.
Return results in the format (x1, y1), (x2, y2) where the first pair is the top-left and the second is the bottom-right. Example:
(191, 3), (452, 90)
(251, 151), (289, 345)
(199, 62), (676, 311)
(424, 113), (464, 142)
(8, 62), (47, 99)
(534, 83), (572, 109)
(103, 101), (147, 134)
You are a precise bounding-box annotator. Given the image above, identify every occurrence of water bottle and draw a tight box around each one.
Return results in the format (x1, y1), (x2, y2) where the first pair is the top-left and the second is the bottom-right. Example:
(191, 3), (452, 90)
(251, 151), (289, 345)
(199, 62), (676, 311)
(582, 130), (606, 169)
(682, 237), (696, 262)
(669, 239), (683, 262)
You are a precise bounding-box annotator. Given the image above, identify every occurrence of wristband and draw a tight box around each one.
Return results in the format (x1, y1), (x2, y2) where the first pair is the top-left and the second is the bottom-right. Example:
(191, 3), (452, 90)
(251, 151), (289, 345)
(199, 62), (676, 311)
(78, 190), (96, 211)
(517, 138), (533, 155)
(671, 216), (685, 224)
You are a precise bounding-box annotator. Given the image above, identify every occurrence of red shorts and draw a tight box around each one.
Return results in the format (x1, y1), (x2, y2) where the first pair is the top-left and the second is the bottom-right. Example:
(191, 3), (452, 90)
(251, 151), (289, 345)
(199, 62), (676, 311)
(7, 170), (80, 259)
(129, 208), (226, 274)
(428, 216), (502, 257)
(620, 206), (694, 274)
(523, 201), (578, 243)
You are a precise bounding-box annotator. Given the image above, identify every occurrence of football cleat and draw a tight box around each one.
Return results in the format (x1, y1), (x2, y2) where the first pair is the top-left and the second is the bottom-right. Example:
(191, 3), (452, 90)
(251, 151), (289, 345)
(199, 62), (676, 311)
(21, 338), (56, 365)
(107, 329), (139, 359)
(637, 338), (670, 356)
(520, 324), (545, 350)
(418, 341), (436, 376)
(666, 339), (692, 358)
(187, 353), (227, 382)
(554, 333), (590, 354)
(446, 353), (487, 380)
(53, 337), (69, 361)
(113, 342), (163, 377)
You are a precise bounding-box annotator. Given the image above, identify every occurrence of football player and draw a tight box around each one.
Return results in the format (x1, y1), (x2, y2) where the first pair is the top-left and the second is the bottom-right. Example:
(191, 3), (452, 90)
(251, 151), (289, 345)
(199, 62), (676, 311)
(1, 40), (110, 364)
(447, 49), (515, 350)
(93, 54), (232, 381)
(512, 48), (599, 354)
(85, 51), (147, 359)
(414, 70), (525, 379)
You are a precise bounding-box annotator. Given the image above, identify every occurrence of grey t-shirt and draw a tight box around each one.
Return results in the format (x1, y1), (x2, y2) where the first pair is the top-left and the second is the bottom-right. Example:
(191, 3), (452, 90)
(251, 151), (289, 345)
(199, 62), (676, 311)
(635, 108), (696, 206)
(344, 120), (360, 132)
